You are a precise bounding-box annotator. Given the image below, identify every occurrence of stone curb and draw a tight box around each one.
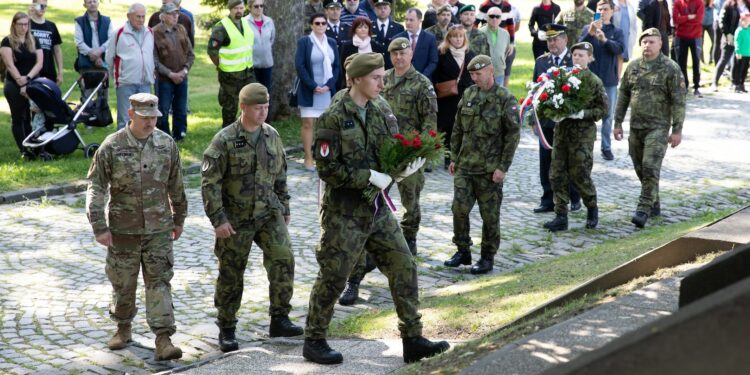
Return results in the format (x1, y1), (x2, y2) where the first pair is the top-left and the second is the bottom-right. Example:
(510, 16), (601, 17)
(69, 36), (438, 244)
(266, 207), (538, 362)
(0, 144), (304, 205)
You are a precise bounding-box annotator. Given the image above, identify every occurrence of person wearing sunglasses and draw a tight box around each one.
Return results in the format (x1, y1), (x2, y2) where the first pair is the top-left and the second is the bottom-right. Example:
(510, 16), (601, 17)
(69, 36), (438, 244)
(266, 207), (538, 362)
(246, 0), (275, 97)
(28, 0), (63, 86)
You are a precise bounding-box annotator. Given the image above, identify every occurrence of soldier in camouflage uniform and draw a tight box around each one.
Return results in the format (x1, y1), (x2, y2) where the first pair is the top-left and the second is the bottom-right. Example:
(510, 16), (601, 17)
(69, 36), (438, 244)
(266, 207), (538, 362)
(201, 83), (303, 353)
(444, 55), (520, 275)
(425, 4), (453, 43)
(208, 0), (256, 127)
(86, 93), (185, 361)
(458, 5), (490, 56)
(303, 52), (449, 365)
(614, 28), (686, 229)
(544, 42), (608, 232)
(556, 0), (594, 49)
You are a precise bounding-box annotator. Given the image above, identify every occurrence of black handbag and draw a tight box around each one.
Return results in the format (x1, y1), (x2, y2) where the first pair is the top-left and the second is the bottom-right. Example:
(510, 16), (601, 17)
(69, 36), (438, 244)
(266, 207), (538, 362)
(288, 77), (300, 107)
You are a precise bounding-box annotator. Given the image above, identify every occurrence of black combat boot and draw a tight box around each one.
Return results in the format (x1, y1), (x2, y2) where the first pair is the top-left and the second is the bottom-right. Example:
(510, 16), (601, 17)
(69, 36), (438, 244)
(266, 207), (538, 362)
(631, 211), (649, 228)
(338, 280), (360, 306)
(303, 338), (343, 364)
(269, 315), (304, 337)
(586, 207), (599, 229)
(407, 239), (417, 255)
(444, 249), (471, 267)
(543, 214), (568, 232)
(651, 202), (661, 217)
(470, 257), (494, 275)
(218, 327), (239, 352)
(402, 336), (450, 363)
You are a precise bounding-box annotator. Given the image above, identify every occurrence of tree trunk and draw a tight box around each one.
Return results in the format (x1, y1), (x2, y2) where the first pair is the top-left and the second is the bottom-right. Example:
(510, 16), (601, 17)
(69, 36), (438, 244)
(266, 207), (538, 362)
(267, 0), (305, 120)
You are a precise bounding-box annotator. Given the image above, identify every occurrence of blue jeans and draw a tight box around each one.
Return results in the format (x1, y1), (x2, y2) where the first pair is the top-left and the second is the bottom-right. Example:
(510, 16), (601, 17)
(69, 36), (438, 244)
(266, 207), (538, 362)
(116, 83), (151, 129)
(157, 78), (188, 139)
(601, 85), (618, 152)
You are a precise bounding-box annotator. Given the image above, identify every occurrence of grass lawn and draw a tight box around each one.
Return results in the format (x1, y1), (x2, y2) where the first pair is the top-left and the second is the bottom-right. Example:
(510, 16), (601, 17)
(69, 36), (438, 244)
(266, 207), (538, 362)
(327, 207), (736, 374)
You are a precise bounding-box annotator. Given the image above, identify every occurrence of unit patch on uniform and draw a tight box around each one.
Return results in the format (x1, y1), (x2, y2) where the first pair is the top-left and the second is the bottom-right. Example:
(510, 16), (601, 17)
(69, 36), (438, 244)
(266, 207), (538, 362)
(319, 142), (330, 158)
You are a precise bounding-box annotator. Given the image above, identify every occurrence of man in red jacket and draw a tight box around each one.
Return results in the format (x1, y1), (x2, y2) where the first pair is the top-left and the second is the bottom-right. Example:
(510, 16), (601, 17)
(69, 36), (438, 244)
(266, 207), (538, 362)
(673, 0), (704, 97)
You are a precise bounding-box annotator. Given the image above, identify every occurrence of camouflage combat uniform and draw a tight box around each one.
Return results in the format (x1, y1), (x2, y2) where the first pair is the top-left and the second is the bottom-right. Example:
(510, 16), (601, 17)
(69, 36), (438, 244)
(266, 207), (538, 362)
(451, 83), (520, 257)
(556, 6), (594, 48)
(207, 19), (256, 127)
(467, 28), (490, 56)
(306, 91), (423, 340)
(425, 24), (448, 44)
(550, 68), (608, 215)
(615, 53), (686, 213)
(86, 126), (187, 335)
(201, 119), (295, 329)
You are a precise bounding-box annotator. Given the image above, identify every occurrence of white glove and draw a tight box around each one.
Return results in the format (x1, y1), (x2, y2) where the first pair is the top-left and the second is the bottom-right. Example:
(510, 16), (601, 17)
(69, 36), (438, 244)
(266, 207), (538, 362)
(369, 170), (393, 190)
(396, 157), (426, 182)
(567, 110), (584, 120)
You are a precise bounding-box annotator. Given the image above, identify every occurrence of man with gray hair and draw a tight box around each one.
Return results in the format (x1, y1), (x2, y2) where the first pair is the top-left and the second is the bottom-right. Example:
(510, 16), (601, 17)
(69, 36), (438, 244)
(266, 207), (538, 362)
(106, 3), (155, 129)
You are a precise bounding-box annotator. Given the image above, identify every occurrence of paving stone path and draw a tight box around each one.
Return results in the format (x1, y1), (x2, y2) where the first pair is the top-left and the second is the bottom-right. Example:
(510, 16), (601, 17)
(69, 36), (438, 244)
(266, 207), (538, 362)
(1, 93), (749, 374)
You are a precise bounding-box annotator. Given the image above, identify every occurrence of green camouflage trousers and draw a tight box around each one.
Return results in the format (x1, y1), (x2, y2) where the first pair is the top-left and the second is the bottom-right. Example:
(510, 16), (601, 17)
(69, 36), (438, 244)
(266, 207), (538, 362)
(218, 69), (256, 127)
(551, 123), (598, 215)
(452, 173), (503, 257)
(305, 208), (423, 339)
(214, 212), (295, 329)
(106, 232), (175, 335)
(629, 127), (669, 213)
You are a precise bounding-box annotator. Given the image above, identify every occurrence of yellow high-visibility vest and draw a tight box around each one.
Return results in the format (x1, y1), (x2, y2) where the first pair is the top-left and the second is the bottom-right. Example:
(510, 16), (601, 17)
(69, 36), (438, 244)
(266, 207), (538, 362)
(218, 17), (254, 72)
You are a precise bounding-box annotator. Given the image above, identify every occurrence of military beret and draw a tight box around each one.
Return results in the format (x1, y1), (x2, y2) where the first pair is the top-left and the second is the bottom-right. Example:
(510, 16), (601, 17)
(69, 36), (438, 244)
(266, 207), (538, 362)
(467, 55), (492, 72)
(324, 0), (343, 8)
(539, 23), (567, 40)
(437, 4), (452, 14)
(227, 0), (243, 9)
(639, 27), (661, 42)
(458, 4), (475, 14)
(388, 37), (411, 52)
(161, 2), (179, 13)
(239, 83), (269, 106)
(571, 41), (594, 54)
(129, 93), (162, 117)
(373, 0), (391, 7)
(347, 52), (384, 79)
(343, 53), (359, 71)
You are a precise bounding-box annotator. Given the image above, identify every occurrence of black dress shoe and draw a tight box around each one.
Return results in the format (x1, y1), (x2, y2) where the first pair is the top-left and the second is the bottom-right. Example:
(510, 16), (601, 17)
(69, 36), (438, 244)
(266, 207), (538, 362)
(651, 202), (661, 217)
(533, 205), (554, 213)
(303, 338), (343, 364)
(269, 315), (304, 337)
(218, 327), (239, 352)
(543, 214), (568, 232)
(444, 250), (471, 267)
(338, 280), (360, 306)
(407, 239), (417, 255)
(631, 211), (649, 228)
(570, 201), (582, 212)
(586, 207), (599, 229)
(470, 257), (493, 275)
(602, 149), (614, 160)
(402, 336), (450, 363)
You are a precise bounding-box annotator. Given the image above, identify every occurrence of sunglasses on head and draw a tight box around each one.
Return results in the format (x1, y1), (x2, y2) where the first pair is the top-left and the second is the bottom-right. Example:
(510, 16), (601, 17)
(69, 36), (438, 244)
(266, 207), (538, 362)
(488, 14), (501, 19)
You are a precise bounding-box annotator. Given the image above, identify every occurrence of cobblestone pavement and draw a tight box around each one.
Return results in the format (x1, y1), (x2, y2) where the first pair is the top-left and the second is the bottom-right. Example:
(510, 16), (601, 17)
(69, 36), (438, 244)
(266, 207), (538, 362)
(1, 93), (749, 374)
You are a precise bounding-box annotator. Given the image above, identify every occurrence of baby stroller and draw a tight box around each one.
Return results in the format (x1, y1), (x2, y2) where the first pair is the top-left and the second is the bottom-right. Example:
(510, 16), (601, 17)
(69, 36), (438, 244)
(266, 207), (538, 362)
(22, 71), (111, 160)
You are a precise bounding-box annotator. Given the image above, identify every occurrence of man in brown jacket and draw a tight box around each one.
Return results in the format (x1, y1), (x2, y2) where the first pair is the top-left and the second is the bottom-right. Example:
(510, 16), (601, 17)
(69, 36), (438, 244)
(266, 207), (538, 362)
(153, 2), (194, 141)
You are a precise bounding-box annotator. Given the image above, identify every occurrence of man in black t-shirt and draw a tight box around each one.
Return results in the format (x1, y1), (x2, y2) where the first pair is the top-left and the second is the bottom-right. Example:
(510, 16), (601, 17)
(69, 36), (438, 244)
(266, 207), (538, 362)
(29, 0), (63, 85)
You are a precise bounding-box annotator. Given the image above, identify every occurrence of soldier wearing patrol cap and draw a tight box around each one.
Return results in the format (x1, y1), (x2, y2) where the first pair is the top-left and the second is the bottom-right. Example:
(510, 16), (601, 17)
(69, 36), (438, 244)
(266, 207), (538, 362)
(86, 93), (186, 361)
(544, 41), (608, 232)
(201, 83), (303, 353)
(208, 0), (256, 128)
(614, 27), (686, 229)
(304, 52), (449, 365)
(444, 55), (520, 275)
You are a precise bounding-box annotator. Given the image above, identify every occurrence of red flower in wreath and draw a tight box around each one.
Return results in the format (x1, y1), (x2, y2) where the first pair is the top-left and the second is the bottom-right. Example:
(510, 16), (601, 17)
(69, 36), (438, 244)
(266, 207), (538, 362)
(539, 92), (549, 101)
(561, 84), (571, 93)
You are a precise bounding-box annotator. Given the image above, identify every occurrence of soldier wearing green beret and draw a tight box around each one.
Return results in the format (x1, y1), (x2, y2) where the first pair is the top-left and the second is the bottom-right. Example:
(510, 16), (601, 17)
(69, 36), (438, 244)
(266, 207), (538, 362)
(201, 83), (303, 353)
(544, 41), (608, 232)
(443, 55), (520, 275)
(458, 4), (490, 56)
(304, 52), (449, 365)
(208, 0), (256, 128)
(614, 28), (686, 229)
(86, 93), (186, 361)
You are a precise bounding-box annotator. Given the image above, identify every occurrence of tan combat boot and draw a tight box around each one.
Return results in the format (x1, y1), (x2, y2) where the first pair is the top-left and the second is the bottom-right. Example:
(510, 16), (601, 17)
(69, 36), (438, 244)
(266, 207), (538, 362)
(155, 333), (183, 360)
(107, 323), (132, 350)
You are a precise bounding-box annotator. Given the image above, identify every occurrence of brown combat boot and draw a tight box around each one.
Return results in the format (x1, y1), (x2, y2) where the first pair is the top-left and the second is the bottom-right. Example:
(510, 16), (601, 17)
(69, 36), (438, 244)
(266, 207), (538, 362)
(107, 323), (132, 350)
(155, 333), (183, 361)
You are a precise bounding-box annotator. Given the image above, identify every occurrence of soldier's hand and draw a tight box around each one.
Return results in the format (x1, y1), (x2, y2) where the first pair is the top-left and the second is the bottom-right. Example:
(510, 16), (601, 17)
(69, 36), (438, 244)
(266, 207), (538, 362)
(284, 215), (291, 225)
(95, 230), (113, 247)
(669, 133), (682, 148)
(492, 169), (505, 184)
(172, 226), (183, 241)
(448, 162), (456, 176)
(215, 223), (236, 239)
(614, 128), (624, 141)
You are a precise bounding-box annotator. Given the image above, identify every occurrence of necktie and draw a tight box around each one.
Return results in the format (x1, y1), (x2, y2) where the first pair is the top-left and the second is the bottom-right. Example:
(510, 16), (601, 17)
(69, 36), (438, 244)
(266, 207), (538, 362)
(411, 33), (417, 51)
(554, 56), (560, 66)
